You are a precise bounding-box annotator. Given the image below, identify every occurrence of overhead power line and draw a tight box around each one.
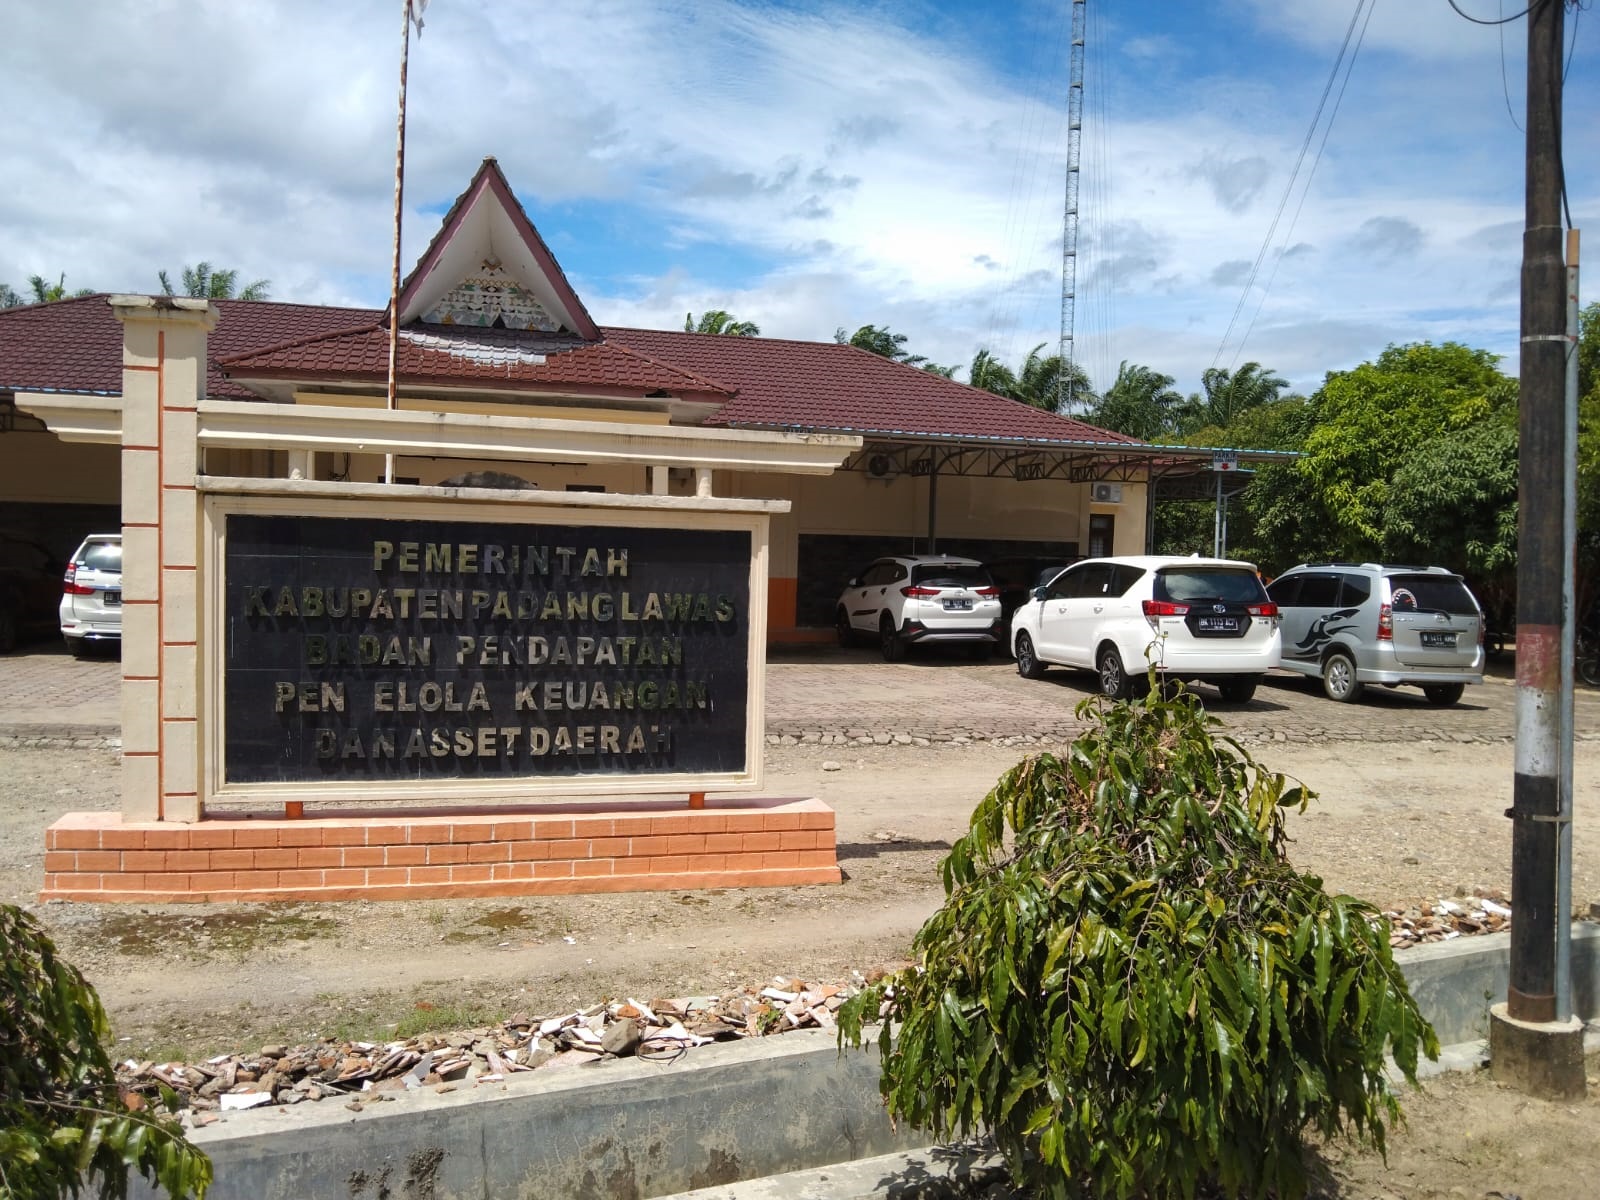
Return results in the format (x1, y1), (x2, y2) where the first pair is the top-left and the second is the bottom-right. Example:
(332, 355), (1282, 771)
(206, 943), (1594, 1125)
(1210, 0), (1372, 372)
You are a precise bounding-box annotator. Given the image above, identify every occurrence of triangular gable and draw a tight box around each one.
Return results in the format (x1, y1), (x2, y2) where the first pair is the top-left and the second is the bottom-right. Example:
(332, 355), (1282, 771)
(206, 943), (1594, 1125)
(396, 158), (601, 340)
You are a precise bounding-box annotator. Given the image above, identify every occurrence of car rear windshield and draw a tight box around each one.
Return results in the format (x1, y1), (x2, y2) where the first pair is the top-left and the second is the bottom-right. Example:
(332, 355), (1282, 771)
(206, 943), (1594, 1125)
(1387, 574), (1477, 615)
(79, 542), (123, 572)
(912, 563), (991, 588)
(1154, 567), (1266, 604)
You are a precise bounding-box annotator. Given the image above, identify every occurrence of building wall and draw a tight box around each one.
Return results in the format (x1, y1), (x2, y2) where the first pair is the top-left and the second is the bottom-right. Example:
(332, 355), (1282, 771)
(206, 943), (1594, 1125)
(725, 468), (1149, 630)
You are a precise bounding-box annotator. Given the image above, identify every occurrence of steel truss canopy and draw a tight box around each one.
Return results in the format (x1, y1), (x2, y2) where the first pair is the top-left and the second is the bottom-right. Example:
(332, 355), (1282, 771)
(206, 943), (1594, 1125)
(833, 434), (1295, 487)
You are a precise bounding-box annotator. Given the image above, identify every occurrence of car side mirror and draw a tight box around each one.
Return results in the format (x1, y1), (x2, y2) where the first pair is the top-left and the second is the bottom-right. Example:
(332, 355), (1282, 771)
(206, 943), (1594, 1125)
(847, 577), (861, 588)
(1032, 585), (1048, 600)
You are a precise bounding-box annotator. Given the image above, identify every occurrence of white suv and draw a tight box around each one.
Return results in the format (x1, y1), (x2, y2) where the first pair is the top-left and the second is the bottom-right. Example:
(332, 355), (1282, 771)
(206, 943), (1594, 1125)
(59, 534), (123, 657)
(836, 555), (1003, 661)
(1009, 555), (1281, 702)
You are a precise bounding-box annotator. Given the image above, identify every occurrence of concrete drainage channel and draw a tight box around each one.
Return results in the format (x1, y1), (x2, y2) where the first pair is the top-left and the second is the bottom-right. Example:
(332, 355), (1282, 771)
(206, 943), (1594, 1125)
(133, 926), (1600, 1200)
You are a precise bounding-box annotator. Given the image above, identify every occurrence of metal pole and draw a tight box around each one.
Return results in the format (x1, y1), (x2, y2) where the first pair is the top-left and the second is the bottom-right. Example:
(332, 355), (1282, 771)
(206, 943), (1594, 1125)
(1212, 470), (1222, 557)
(1508, 0), (1565, 1024)
(1556, 228), (1580, 1020)
(926, 467), (938, 555)
(384, 0), (414, 487)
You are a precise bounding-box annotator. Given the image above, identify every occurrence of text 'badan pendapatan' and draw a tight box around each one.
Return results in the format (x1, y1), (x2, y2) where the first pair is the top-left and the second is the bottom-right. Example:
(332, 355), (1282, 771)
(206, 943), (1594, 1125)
(222, 514), (754, 786)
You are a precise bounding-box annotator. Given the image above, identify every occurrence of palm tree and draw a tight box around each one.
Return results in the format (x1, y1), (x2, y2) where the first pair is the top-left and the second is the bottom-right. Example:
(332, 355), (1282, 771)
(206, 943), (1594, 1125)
(683, 309), (759, 336)
(1015, 343), (1096, 414)
(1180, 362), (1289, 433)
(1088, 362), (1185, 441)
(834, 324), (928, 368)
(27, 274), (95, 303)
(967, 348), (1018, 398)
(158, 262), (270, 301)
(0, 283), (23, 308)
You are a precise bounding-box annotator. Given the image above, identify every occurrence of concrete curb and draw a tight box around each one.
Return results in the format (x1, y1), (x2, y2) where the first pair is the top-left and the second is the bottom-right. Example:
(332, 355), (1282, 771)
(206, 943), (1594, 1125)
(130, 926), (1600, 1200)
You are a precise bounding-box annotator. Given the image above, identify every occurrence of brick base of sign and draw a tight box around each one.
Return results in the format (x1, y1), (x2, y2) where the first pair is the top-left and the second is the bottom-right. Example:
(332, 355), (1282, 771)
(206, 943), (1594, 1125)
(40, 799), (839, 903)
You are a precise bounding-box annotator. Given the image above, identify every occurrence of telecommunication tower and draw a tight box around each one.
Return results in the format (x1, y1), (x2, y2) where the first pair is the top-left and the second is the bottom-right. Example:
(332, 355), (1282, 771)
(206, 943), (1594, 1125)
(1058, 0), (1085, 412)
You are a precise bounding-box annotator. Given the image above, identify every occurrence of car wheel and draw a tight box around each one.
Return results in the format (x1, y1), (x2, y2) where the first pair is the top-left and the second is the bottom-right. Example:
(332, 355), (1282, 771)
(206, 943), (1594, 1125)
(1015, 632), (1046, 680)
(1322, 651), (1363, 703)
(835, 607), (855, 649)
(0, 604), (15, 654)
(66, 636), (91, 659)
(1216, 675), (1259, 704)
(1422, 683), (1465, 706)
(1098, 645), (1133, 701)
(879, 615), (905, 662)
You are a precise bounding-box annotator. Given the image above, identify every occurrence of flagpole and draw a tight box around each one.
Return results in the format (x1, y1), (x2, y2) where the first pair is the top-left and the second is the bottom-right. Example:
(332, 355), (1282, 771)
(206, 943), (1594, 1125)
(384, 0), (415, 486)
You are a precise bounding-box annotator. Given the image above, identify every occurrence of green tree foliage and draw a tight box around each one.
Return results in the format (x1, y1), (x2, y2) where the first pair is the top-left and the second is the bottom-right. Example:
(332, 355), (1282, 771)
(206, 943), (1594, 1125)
(967, 348), (1018, 397)
(1383, 418), (1518, 584)
(1177, 362), (1290, 435)
(158, 262), (270, 301)
(1, 904), (211, 1198)
(1088, 362), (1185, 441)
(1237, 342), (1514, 575)
(1578, 303), (1600, 620)
(683, 309), (759, 336)
(966, 343), (1097, 414)
(834, 323), (929, 368)
(839, 687), (1436, 1200)
(0, 283), (25, 308)
(27, 274), (96, 304)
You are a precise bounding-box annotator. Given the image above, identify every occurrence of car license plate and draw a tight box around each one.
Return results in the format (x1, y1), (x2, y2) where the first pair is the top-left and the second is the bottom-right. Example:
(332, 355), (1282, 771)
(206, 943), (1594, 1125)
(943, 597), (972, 611)
(102, 591), (121, 607)
(1420, 631), (1455, 647)
(1197, 616), (1239, 633)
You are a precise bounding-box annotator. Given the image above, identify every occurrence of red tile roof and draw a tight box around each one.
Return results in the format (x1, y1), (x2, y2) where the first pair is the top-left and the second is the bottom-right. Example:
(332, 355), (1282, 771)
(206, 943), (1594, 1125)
(0, 295), (381, 400)
(219, 321), (734, 400)
(602, 327), (1140, 445)
(1, 296), (1139, 446)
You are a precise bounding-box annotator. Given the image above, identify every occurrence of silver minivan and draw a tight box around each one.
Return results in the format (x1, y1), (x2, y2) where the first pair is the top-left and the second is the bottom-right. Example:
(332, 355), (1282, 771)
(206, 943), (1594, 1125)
(59, 534), (123, 657)
(1265, 563), (1484, 705)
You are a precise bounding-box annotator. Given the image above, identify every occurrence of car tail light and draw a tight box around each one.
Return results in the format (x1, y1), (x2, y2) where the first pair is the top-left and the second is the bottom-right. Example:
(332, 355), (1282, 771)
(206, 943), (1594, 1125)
(1247, 602), (1279, 618)
(975, 586), (999, 597)
(901, 585), (941, 598)
(62, 564), (94, 596)
(1142, 600), (1190, 618)
(1378, 603), (1393, 640)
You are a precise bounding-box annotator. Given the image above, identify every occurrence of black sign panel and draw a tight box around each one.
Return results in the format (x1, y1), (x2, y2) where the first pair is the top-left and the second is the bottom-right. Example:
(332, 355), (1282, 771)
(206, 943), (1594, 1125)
(222, 514), (751, 785)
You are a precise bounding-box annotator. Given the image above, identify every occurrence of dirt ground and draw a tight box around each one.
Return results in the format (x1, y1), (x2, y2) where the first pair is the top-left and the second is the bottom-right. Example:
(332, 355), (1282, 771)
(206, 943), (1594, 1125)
(5, 735), (1600, 1197)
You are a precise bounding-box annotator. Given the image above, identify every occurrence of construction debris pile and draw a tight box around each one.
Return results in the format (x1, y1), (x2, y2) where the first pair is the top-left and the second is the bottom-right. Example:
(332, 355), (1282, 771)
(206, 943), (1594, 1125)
(1382, 888), (1511, 948)
(115, 977), (858, 1122)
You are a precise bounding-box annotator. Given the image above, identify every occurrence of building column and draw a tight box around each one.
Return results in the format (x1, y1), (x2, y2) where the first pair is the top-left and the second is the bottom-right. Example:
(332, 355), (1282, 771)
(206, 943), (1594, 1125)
(111, 296), (219, 824)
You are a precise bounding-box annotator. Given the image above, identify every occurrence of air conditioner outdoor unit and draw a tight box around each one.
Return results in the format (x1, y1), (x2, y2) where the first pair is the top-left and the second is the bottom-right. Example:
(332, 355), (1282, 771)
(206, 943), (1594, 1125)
(865, 453), (897, 480)
(1090, 482), (1123, 504)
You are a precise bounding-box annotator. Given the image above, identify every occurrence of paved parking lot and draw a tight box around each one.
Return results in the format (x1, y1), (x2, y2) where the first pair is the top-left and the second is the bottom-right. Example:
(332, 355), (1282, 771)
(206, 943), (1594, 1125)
(0, 637), (1589, 748)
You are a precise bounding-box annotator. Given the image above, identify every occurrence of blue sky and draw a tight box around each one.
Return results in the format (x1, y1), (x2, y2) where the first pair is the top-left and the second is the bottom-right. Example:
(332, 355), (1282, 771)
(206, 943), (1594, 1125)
(1, 0), (1594, 399)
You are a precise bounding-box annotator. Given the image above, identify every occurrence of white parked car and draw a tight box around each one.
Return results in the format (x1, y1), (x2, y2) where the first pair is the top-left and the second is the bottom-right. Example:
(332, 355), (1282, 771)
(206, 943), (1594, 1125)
(836, 555), (1003, 661)
(1009, 555), (1281, 702)
(59, 534), (123, 657)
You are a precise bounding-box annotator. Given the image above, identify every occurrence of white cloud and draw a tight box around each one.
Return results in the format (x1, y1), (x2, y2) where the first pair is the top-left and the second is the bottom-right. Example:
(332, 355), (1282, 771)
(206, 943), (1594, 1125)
(0, 0), (1592, 399)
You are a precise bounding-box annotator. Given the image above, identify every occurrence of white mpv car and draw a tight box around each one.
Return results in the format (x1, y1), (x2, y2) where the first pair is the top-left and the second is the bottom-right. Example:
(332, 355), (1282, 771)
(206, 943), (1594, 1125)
(1009, 555), (1281, 702)
(836, 554), (1003, 661)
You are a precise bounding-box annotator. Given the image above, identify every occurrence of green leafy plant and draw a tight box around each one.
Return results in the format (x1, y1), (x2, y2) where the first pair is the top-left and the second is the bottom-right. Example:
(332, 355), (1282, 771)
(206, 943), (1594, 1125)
(839, 684), (1437, 1200)
(1, 904), (212, 1199)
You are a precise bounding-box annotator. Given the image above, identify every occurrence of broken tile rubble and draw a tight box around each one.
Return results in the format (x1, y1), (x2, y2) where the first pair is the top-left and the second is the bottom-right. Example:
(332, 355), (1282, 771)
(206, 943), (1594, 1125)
(1382, 887), (1513, 948)
(114, 976), (866, 1122)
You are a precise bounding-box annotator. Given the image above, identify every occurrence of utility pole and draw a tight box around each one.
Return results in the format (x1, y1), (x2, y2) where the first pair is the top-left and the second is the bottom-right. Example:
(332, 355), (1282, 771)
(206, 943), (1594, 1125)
(1492, 0), (1585, 1100)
